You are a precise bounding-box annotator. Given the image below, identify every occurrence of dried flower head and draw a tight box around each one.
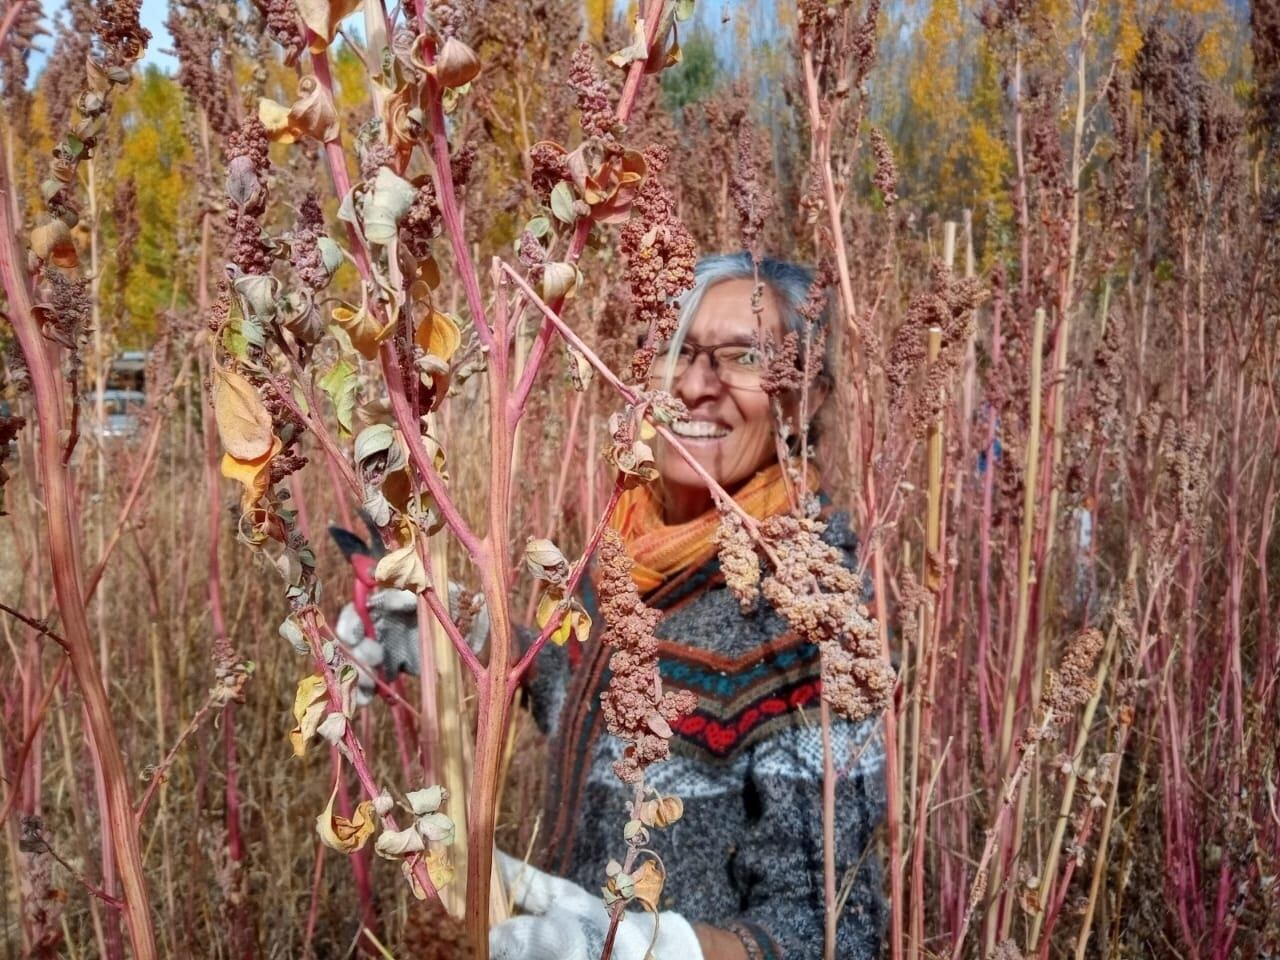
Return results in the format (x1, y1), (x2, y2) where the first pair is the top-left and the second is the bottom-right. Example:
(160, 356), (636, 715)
(759, 516), (893, 721)
(713, 510), (761, 611)
(597, 530), (698, 783)
(1043, 628), (1104, 718)
(619, 145), (697, 382)
(568, 42), (615, 140)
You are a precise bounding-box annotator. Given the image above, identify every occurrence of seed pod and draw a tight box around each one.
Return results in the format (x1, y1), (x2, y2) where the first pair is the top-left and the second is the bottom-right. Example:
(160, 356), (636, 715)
(432, 37), (481, 88)
(541, 261), (577, 300)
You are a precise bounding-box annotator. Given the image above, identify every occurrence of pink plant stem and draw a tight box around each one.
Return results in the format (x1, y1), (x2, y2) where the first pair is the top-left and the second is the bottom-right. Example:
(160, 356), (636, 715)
(508, 478), (626, 688)
(1, 151), (158, 960)
(863, 470), (904, 960)
(820, 700), (838, 960)
(381, 342), (484, 558)
(0, 658), (68, 832)
(299, 609), (440, 902)
(301, 839), (327, 958)
(976, 291), (1003, 763)
(0, 0), (28, 46)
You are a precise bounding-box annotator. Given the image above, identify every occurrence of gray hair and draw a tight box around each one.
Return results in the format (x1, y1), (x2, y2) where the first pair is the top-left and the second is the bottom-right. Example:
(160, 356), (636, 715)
(659, 252), (833, 389)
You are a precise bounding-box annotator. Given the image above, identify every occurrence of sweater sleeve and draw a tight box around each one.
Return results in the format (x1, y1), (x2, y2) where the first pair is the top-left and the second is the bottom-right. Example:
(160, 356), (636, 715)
(725, 716), (887, 960)
(519, 626), (571, 737)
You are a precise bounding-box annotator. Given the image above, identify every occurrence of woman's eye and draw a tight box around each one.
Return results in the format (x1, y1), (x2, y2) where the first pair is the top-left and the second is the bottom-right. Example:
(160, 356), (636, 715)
(730, 349), (761, 367)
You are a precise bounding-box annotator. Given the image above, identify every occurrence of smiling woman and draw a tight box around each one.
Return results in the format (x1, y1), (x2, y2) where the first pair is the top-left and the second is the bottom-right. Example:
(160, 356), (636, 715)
(490, 253), (887, 960)
(651, 254), (832, 524)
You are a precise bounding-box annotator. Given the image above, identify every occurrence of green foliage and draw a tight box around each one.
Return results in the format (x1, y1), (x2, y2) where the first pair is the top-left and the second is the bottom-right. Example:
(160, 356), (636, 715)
(661, 30), (720, 114)
(109, 66), (195, 343)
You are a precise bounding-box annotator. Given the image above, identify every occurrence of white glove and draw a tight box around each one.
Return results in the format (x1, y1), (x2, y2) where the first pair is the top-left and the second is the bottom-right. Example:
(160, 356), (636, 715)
(333, 601), (385, 705)
(490, 851), (704, 960)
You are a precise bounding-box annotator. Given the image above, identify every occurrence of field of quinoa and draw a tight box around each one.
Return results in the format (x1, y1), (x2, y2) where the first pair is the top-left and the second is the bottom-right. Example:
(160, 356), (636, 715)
(0, 0), (1277, 957)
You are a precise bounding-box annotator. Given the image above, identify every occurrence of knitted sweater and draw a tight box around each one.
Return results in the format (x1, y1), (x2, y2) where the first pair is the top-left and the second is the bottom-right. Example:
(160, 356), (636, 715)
(526, 512), (888, 960)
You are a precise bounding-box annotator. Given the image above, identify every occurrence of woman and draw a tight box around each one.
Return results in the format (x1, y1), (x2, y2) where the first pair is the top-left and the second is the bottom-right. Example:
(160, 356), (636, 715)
(490, 253), (888, 960)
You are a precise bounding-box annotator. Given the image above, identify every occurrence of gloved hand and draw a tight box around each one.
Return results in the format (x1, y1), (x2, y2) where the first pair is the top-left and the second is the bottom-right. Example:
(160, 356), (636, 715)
(335, 584), (491, 704)
(490, 851), (704, 960)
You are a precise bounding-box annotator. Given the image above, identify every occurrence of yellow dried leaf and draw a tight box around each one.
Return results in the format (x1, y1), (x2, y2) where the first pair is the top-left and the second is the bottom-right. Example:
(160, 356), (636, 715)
(639, 795), (684, 828)
(213, 367), (274, 460)
(221, 435), (283, 512)
(413, 310), (461, 363)
(631, 859), (665, 911)
(536, 593), (591, 646)
(332, 303), (394, 361)
(317, 787), (376, 853)
(294, 0), (361, 53)
(258, 97), (298, 143)
(289, 673), (329, 757)
(374, 541), (428, 593)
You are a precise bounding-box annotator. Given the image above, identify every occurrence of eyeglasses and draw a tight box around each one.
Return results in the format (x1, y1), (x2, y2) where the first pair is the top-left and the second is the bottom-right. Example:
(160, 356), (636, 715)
(649, 340), (766, 390)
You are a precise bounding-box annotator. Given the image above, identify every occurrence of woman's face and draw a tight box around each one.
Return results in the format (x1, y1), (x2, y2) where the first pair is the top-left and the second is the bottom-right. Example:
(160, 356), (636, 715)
(655, 277), (784, 522)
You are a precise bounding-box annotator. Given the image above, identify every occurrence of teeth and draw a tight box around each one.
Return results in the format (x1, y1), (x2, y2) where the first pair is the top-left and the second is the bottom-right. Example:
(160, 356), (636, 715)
(671, 420), (730, 439)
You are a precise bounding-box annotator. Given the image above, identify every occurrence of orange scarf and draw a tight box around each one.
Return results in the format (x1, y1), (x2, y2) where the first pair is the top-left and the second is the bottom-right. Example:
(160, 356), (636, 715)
(609, 463), (816, 593)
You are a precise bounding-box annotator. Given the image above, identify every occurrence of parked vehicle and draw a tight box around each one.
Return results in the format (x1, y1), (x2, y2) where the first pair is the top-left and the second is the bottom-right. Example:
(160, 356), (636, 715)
(83, 389), (146, 440)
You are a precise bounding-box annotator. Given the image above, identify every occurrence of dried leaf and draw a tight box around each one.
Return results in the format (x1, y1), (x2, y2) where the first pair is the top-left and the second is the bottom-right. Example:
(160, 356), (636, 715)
(525, 538), (569, 583)
(638, 795), (683, 828)
(631, 859), (665, 911)
(606, 17), (648, 68)
(567, 345), (593, 391)
(294, 0), (361, 52)
(258, 97), (297, 143)
(431, 37), (481, 88)
(362, 166), (418, 246)
(416, 811), (454, 844)
(30, 219), (78, 267)
(414, 310), (461, 362)
(221, 435), (283, 512)
(332, 303), (394, 360)
(375, 824), (425, 859)
(289, 673), (329, 757)
(317, 712), (347, 745)
(406, 785), (446, 816)
(541, 261), (578, 300)
(288, 75), (339, 142)
(213, 367), (274, 460)
(536, 593), (591, 646)
(375, 541), (428, 593)
(317, 787), (376, 853)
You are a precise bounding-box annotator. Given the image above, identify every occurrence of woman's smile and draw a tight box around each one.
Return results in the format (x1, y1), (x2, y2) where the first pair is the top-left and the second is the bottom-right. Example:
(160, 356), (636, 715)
(669, 418), (732, 441)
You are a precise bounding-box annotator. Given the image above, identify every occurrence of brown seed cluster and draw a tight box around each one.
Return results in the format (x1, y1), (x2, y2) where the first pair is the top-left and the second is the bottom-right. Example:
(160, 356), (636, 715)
(619, 145), (697, 383)
(253, 0), (306, 66)
(713, 511), (761, 612)
(224, 117), (274, 275)
(1043, 628), (1104, 719)
(731, 122), (774, 258)
(597, 530), (698, 783)
(759, 516), (894, 721)
(567, 43), (615, 140)
(167, 1), (232, 136)
(289, 194), (330, 293)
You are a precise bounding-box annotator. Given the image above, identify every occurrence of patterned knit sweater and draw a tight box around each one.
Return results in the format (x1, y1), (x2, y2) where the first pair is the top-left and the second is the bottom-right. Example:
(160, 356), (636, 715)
(526, 512), (888, 959)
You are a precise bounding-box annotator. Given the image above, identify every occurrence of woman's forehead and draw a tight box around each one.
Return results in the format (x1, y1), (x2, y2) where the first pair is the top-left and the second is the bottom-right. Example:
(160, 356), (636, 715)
(691, 278), (785, 340)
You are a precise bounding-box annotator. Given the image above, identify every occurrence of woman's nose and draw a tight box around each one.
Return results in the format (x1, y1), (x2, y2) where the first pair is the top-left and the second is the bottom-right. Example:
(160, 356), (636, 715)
(675, 350), (722, 404)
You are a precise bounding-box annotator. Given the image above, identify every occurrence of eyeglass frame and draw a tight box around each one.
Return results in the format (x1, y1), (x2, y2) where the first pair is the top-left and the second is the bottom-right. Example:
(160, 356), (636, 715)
(648, 339), (770, 390)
